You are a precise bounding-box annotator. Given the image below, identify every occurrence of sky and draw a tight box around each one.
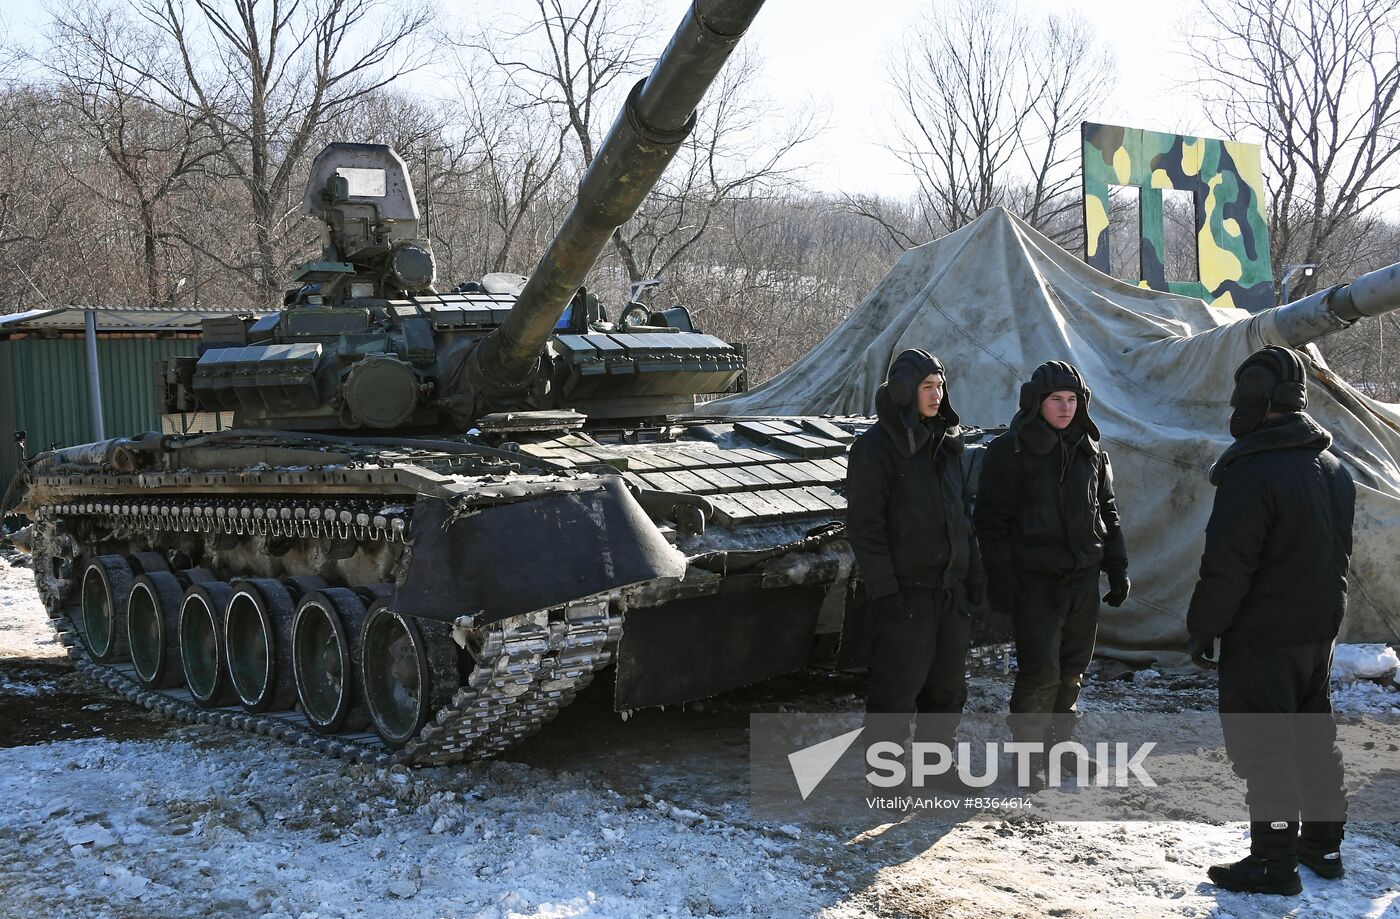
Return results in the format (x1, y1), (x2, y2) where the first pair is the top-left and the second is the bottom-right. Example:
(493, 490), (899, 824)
(730, 0), (1206, 197)
(1, 0), (1216, 200)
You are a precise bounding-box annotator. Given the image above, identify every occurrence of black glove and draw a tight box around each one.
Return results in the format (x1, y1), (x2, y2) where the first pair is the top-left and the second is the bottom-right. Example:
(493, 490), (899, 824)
(871, 592), (908, 619)
(1188, 635), (1218, 671)
(965, 580), (986, 607)
(987, 579), (1017, 616)
(1102, 567), (1130, 607)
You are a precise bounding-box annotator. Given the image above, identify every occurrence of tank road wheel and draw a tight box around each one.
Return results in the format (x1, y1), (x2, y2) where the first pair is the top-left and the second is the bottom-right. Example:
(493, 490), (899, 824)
(79, 556), (134, 662)
(179, 581), (237, 708)
(224, 578), (298, 714)
(360, 601), (457, 749)
(292, 588), (370, 735)
(126, 571), (186, 689)
(130, 551), (171, 576)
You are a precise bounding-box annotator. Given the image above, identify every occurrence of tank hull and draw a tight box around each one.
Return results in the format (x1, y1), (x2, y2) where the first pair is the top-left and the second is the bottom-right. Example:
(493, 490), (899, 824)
(17, 419), (875, 763)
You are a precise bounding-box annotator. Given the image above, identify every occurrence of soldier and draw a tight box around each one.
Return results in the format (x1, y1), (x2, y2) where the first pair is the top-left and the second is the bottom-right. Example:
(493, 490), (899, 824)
(974, 361), (1129, 789)
(1188, 346), (1352, 896)
(846, 349), (984, 781)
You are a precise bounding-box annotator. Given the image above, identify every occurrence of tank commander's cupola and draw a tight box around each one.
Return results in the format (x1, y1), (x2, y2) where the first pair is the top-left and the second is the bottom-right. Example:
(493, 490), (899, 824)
(293, 143), (437, 302)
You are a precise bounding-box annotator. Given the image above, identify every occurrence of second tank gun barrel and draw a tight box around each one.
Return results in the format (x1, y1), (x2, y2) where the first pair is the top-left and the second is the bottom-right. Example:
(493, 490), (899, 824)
(467, 0), (766, 409)
(1268, 260), (1400, 347)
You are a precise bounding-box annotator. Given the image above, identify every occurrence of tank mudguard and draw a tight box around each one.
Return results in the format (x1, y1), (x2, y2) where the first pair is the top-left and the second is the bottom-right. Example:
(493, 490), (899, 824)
(613, 579), (824, 709)
(393, 477), (686, 623)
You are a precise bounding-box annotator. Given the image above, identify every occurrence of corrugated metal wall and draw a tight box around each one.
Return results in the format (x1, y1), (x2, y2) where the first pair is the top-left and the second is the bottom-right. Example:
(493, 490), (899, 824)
(0, 343), (16, 507)
(0, 336), (199, 490)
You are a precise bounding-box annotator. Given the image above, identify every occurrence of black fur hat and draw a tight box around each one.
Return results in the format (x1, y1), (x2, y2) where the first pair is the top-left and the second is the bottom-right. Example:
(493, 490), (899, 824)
(1009, 360), (1100, 441)
(885, 348), (959, 429)
(873, 349), (960, 457)
(1230, 346), (1307, 438)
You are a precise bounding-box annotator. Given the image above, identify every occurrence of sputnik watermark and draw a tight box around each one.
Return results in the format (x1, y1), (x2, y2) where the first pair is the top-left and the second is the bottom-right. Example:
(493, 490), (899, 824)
(865, 740), (1158, 789)
(752, 712), (1400, 823)
(785, 728), (1156, 802)
(787, 727), (864, 801)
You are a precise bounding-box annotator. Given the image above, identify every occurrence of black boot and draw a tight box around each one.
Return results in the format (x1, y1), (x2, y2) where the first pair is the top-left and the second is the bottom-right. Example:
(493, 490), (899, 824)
(1209, 821), (1302, 896)
(1206, 854), (1303, 896)
(1297, 836), (1345, 880)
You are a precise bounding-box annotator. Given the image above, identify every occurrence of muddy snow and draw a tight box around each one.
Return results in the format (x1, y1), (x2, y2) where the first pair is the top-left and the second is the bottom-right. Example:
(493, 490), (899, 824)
(1, 552), (1397, 918)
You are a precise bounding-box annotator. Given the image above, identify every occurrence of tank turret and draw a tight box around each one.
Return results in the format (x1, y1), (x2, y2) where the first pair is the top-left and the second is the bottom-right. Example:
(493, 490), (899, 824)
(159, 0), (763, 432)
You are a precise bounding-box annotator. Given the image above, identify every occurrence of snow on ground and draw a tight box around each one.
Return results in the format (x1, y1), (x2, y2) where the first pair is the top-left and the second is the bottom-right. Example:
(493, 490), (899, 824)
(0, 549), (63, 660)
(0, 736), (831, 919)
(1333, 644), (1400, 682)
(1333, 677), (1400, 715)
(2, 550), (1398, 918)
(819, 817), (1400, 919)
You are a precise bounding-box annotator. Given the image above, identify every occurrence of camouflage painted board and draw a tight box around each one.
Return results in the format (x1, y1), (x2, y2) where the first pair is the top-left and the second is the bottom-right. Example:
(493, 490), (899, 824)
(1082, 122), (1273, 312)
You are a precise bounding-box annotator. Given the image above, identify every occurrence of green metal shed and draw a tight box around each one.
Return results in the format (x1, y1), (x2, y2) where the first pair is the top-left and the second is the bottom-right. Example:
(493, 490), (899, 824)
(0, 307), (244, 493)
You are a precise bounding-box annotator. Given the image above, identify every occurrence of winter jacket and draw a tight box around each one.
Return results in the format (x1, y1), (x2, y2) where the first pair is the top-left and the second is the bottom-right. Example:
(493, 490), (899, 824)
(974, 417), (1126, 579)
(846, 384), (983, 603)
(1186, 412), (1354, 646)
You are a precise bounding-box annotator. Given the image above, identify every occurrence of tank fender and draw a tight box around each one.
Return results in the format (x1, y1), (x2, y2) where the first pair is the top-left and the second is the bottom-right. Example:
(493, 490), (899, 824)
(392, 476), (686, 622)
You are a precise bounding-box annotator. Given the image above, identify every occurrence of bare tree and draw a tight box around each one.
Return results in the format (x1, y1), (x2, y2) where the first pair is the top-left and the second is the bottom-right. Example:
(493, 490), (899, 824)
(618, 47), (820, 300)
(0, 90), (84, 310)
(472, 0), (649, 164)
(42, 2), (218, 306)
(1189, 0), (1400, 299)
(445, 71), (569, 275)
(668, 194), (900, 382)
(872, 0), (1112, 248)
(1106, 186), (1142, 281)
(324, 87), (447, 155)
(468, 0), (651, 282)
(125, 0), (433, 305)
(469, 0), (816, 300)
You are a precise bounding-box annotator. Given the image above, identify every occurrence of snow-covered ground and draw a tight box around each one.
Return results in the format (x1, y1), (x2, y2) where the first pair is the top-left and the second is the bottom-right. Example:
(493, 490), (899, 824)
(2, 552), (1398, 919)
(0, 551), (64, 660)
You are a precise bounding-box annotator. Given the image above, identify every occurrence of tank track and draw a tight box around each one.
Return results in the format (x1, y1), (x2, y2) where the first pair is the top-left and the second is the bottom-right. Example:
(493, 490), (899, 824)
(31, 499), (621, 767)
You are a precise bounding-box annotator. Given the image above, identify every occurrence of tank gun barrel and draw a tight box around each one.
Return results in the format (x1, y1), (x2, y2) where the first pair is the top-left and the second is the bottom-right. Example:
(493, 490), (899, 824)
(1269, 261), (1400, 346)
(467, 0), (766, 408)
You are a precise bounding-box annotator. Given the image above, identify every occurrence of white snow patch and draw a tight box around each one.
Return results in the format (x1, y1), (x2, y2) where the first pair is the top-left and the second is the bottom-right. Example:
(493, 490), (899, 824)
(0, 736), (830, 919)
(1332, 644), (1399, 683)
(0, 553), (64, 659)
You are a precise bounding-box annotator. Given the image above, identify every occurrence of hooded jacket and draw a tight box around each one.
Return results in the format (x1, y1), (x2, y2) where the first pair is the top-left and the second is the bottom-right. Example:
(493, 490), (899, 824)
(974, 361), (1126, 579)
(845, 350), (983, 602)
(1187, 412), (1354, 645)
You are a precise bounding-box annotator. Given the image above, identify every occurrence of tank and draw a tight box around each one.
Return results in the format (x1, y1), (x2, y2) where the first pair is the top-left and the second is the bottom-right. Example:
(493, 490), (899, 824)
(10, 0), (871, 766)
(16, 0), (1400, 762)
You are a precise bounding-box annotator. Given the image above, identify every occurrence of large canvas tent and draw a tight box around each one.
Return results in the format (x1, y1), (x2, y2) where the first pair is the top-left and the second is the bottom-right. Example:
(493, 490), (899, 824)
(705, 207), (1400, 663)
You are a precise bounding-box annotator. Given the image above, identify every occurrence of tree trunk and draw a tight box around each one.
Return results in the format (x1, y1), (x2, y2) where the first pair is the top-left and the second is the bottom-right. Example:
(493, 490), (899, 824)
(141, 203), (159, 306)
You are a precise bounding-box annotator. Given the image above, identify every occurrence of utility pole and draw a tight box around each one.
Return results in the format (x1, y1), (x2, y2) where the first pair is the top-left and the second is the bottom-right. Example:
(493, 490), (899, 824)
(84, 309), (106, 441)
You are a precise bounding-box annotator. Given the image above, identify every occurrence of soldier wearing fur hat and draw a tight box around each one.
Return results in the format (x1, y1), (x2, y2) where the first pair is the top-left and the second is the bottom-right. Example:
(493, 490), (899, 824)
(846, 349), (984, 764)
(1188, 345), (1353, 896)
(974, 361), (1129, 786)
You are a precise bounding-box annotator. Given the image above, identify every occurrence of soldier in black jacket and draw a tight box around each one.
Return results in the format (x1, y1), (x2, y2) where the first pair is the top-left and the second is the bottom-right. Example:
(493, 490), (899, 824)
(846, 349), (984, 766)
(1188, 346), (1353, 896)
(974, 362), (1129, 786)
